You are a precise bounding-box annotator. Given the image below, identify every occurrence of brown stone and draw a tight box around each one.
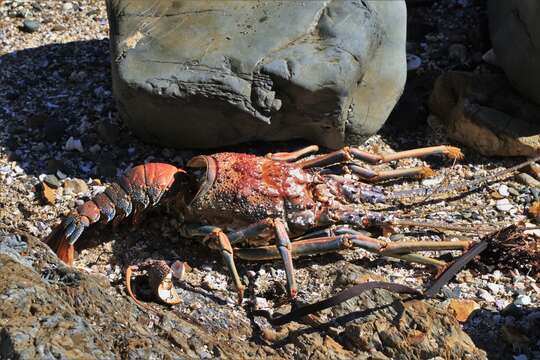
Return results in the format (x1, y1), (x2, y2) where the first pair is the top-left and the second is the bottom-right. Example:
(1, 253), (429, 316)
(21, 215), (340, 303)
(41, 182), (57, 205)
(429, 71), (540, 157)
(447, 298), (480, 322)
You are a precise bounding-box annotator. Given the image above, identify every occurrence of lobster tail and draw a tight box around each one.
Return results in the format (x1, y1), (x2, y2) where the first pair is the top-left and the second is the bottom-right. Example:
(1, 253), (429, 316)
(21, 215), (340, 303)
(44, 218), (75, 265)
(44, 163), (184, 265)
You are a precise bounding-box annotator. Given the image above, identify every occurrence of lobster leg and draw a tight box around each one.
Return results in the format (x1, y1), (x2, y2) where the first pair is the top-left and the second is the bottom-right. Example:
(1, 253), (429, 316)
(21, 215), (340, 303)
(183, 220), (297, 299)
(274, 219), (297, 298)
(266, 145), (320, 162)
(346, 165), (435, 182)
(203, 229), (245, 304)
(235, 233), (469, 269)
(293, 225), (371, 240)
(298, 145), (463, 168)
(45, 163), (184, 265)
(293, 226), (446, 267)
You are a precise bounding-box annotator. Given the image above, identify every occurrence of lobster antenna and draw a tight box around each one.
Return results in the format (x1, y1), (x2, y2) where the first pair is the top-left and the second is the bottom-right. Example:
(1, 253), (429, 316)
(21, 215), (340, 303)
(387, 154), (540, 201)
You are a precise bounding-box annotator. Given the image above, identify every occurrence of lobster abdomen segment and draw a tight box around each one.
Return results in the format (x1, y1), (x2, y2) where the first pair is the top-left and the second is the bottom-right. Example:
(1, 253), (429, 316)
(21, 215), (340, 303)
(45, 163), (184, 265)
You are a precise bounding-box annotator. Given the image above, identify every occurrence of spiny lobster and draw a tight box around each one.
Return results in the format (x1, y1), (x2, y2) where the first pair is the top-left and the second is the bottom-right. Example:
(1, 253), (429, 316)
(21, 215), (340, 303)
(45, 144), (526, 307)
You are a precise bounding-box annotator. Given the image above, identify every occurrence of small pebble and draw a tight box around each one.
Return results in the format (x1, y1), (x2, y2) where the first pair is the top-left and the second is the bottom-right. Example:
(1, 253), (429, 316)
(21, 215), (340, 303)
(496, 198), (513, 212)
(478, 289), (495, 302)
(43, 174), (61, 188)
(498, 184), (509, 197)
(63, 178), (89, 195)
(531, 187), (540, 200)
(254, 297), (269, 310)
(21, 19), (40, 33)
(51, 24), (66, 31)
(492, 270), (503, 281)
(514, 295), (532, 306)
(65, 137), (84, 152)
(424, 178), (447, 188)
(389, 233), (405, 241)
(487, 283), (503, 295)
(56, 170), (67, 180)
(482, 48), (498, 66)
(406, 54), (422, 71)
(63, 2), (74, 12)
(41, 182), (57, 205)
(495, 299), (509, 311)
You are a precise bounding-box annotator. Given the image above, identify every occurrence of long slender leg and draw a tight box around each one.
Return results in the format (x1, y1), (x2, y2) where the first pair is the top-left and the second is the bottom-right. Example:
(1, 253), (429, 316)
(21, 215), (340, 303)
(293, 225), (371, 240)
(274, 219), (297, 298)
(293, 226), (446, 267)
(235, 235), (355, 261)
(235, 233), (471, 267)
(298, 145), (463, 169)
(203, 229), (245, 304)
(347, 165), (435, 182)
(350, 145), (463, 164)
(265, 145), (320, 162)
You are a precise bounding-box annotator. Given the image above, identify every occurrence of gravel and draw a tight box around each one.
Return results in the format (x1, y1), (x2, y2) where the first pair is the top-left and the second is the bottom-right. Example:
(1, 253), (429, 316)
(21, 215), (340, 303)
(0, 0), (539, 359)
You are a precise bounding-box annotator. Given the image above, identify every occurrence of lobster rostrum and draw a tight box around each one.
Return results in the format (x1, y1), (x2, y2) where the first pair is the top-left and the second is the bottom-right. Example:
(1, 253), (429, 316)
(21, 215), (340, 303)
(47, 144), (484, 306)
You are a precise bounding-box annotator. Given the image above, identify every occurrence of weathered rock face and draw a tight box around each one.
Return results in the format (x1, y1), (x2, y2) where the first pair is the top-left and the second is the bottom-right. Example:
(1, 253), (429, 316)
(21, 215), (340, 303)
(106, 0), (406, 149)
(0, 232), (252, 359)
(429, 71), (540, 157)
(0, 232), (485, 359)
(488, 0), (540, 106)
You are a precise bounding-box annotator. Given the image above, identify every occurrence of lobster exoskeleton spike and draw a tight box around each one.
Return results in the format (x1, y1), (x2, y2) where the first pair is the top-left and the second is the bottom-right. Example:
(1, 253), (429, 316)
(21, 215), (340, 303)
(45, 163), (184, 265)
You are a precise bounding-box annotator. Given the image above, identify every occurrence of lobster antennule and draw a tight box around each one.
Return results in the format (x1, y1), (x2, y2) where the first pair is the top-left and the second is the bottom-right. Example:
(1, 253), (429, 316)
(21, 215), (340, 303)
(44, 163), (184, 265)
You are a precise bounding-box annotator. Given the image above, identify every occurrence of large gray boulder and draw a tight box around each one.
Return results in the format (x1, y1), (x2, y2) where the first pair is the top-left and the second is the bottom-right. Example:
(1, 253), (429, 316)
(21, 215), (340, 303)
(488, 0), (540, 105)
(106, 0), (406, 149)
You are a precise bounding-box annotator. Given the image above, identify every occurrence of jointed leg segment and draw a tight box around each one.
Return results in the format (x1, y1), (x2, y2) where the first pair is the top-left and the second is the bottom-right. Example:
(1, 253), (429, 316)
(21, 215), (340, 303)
(298, 145), (463, 169)
(204, 229), (245, 304)
(348, 165), (435, 182)
(274, 219), (297, 298)
(235, 231), (472, 274)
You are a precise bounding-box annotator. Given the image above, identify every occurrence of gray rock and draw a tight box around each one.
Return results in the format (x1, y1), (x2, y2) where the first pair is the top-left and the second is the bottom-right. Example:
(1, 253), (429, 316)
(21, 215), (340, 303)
(43, 174), (61, 189)
(106, 0), (407, 149)
(488, 0), (540, 106)
(21, 19), (40, 33)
